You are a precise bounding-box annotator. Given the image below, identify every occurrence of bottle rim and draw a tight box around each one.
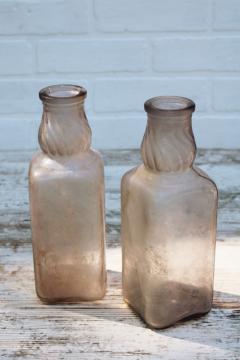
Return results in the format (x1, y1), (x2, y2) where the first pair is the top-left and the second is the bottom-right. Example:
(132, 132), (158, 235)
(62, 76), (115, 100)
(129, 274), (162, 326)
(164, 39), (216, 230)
(144, 96), (195, 115)
(39, 84), (87, 103)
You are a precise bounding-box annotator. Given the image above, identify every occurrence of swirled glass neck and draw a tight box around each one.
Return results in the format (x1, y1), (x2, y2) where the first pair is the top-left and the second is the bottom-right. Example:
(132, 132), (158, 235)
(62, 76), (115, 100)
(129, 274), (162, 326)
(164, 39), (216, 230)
(38, 85), (91, 156)
(141, 96), (196, 172)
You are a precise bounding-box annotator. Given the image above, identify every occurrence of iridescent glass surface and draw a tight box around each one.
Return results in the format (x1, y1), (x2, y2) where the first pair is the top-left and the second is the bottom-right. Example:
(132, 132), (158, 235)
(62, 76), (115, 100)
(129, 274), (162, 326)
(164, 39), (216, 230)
(121, 96), (218, 328)
(29, 85), (106, 302)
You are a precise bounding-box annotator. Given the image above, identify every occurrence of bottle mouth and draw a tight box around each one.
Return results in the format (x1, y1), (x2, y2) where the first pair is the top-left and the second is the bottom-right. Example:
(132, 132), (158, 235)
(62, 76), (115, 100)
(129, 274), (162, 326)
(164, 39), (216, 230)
(144, 96), (195, 115)
(39, 84), (87, 104)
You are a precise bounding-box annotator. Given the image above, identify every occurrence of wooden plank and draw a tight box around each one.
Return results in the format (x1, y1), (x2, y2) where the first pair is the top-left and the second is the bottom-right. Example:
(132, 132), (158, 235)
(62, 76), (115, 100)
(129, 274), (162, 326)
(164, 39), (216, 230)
(0, 149), (240, 247)
(0, 242), (239, 359)
(0, 149), (239, 359)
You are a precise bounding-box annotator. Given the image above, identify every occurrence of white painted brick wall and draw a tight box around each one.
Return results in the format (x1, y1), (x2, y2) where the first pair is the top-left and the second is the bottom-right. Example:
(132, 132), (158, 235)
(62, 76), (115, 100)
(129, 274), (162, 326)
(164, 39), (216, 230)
(0, 41), (34, 75)
(0, 0), (88, 34)
(0, 0), (239, 149)
(94, 0), (210, 32)
(94, 78), (209, 113)
(213, 78), (240, 111)
(213, 0), (240, 30)
(37, 40), (148, 73)
(153, 38), (240, 72)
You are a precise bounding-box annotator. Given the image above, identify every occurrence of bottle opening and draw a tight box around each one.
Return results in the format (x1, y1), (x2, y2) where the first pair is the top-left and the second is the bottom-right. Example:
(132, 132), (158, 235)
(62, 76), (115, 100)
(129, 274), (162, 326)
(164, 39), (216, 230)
(39, 84), (87, 103)
(144, 96), (195, 115)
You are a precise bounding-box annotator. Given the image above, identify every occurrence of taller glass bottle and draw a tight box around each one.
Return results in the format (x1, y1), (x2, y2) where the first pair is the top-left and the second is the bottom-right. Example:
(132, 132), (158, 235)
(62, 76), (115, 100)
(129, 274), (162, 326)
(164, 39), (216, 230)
(29, 84), (106, 302)
(121, 96), (218, 328)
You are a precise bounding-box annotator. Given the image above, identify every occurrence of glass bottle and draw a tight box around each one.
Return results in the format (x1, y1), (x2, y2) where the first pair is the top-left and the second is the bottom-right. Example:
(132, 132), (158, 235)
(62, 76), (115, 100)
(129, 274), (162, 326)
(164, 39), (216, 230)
(121, 96), (218, 328)
(29, 84), (106, 302)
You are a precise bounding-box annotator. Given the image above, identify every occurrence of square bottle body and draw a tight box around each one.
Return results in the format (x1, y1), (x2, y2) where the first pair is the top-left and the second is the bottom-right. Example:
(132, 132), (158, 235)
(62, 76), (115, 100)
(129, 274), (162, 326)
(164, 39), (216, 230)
(29, 150), (106, 302)
(121, 165), (218, 328)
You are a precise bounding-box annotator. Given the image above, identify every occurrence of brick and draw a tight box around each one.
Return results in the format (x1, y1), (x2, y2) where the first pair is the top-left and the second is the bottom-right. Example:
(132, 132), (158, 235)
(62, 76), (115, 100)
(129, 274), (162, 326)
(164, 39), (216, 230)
(0, 79), (91, 114)
(213, 78), (240, 111)
(214, 38), (240, 72)
(0, 0), (88, 35)
(0, 116), (38, 149)
(94, 78), (209, 113)
(91, 116), (145, 149)
(37, 39), (147, 73)
(94, 0), (209, 32)
(193, 115), (240, 148)
(153, 38), (212, 72)
(213, 0), (240, 30)
(0, 41), (34, 75)
(153, 37), (240, 72)
(0, 81), (40, 114)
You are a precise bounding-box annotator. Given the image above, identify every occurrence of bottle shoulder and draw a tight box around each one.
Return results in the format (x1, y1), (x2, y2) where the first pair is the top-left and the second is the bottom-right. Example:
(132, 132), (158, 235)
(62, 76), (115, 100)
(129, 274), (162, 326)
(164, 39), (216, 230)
(121, 166), (139, 185)
(29, 149), (104, 181)
(122, 164), (218, 198)
(192, 165), (218, 194)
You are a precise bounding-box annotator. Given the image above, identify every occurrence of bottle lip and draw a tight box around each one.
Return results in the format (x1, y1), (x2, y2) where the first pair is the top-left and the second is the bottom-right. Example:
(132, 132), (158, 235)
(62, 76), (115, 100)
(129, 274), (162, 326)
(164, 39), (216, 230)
(144, 96), (195, 115)
(39, 84), (87, 104)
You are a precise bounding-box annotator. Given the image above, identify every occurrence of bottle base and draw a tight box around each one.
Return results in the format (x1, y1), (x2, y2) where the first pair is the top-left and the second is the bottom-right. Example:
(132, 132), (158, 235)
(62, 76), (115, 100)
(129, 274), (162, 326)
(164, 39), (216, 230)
(36, 283), (107, 304)
(124, 297), (212, 329)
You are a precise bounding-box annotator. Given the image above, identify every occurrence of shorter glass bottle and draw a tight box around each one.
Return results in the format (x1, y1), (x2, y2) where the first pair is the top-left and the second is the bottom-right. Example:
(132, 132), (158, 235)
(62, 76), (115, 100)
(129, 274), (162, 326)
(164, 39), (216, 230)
(121, 96), (218, 328)
(29, 84), (106, 302)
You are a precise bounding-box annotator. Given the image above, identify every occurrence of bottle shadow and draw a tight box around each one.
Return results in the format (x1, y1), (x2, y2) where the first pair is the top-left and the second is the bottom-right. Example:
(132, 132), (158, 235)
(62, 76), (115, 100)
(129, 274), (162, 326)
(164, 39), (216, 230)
(62, 269), (240, 353)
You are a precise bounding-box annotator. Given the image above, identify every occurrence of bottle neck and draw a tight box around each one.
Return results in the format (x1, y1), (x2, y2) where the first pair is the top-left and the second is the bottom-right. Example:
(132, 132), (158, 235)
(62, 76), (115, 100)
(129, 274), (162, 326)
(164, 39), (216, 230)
(141, 112), (196, 172)
(39, 101), (92, 156)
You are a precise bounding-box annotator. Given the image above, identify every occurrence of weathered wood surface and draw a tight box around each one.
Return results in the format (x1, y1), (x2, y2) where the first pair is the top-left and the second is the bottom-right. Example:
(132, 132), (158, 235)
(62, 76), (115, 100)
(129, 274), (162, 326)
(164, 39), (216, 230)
(0, 149), (240, 359)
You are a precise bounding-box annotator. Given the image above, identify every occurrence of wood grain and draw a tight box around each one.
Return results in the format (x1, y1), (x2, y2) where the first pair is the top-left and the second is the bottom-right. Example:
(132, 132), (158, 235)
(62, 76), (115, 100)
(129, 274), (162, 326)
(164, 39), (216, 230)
(0, 149), (239, 359)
